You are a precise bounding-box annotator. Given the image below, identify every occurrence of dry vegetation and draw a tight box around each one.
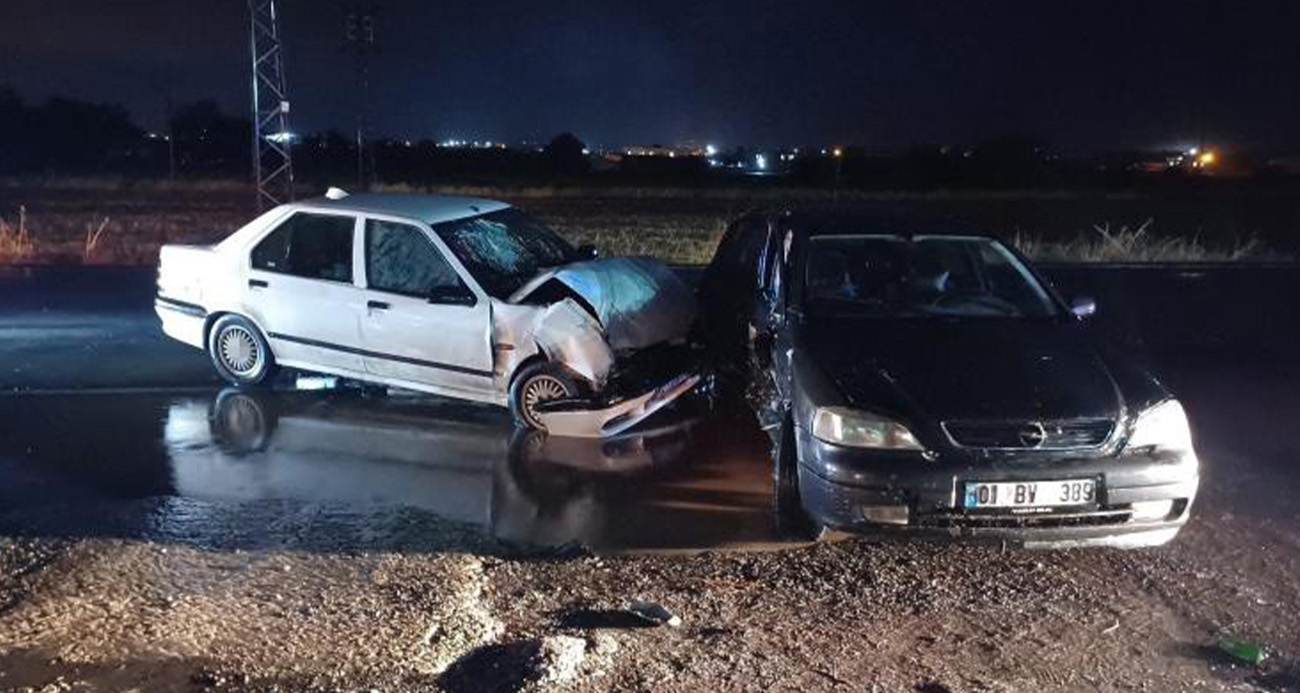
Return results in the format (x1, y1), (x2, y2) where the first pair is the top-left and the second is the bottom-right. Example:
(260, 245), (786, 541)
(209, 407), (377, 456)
(0, 180), (1292, 265)
(1014, 219), (1279, 263)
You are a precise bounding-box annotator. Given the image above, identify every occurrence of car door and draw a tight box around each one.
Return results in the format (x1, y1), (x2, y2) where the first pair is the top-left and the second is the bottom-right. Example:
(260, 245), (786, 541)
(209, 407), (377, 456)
(358, 217), (494, 397)
(245, 211), (367, 374)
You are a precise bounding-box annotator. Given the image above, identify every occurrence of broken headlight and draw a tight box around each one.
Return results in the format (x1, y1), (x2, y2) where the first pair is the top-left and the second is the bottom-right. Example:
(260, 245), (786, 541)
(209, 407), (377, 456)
(1125, 399), (1193, 454)
(811, 407), (923, 450)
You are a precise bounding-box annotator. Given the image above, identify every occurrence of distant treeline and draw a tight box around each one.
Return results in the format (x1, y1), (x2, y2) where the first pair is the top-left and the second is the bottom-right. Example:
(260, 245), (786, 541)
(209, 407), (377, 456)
(0, 86), (1295, 190)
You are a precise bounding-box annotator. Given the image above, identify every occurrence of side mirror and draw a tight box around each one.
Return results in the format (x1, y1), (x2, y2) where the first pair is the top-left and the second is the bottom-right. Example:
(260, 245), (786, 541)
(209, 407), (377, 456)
(428, 284), (477, 307)
(575, 244), (599, 260)
(1069, 296), (1097, 319)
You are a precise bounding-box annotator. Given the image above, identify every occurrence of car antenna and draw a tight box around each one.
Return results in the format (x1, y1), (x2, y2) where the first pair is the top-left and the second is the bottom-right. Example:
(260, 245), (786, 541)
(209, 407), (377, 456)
(325, 187), (350, 200)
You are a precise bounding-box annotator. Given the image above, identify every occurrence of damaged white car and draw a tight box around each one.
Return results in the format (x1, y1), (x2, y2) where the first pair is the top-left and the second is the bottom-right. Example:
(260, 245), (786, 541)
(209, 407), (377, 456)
(155, 190), (699, 436)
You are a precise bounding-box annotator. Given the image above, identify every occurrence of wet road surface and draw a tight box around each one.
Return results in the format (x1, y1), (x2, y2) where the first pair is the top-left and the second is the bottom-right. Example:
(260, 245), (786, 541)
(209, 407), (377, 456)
(0, 386), (785, 555)
(2, 266), (1300, 691)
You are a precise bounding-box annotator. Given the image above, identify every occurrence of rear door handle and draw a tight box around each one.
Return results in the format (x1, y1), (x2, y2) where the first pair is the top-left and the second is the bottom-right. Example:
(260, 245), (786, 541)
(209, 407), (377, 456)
(367, 300), (391, 310)
(248, 279), (268, 289)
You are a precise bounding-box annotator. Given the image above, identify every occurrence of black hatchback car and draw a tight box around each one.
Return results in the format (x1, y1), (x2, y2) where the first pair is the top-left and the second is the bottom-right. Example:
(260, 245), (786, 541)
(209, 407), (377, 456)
(699, 210), (1199, 548)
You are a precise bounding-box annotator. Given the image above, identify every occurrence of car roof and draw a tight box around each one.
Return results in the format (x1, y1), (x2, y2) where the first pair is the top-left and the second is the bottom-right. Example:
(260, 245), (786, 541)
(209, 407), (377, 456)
(293, 192), (512, 225)
(761, 207), (993, 239)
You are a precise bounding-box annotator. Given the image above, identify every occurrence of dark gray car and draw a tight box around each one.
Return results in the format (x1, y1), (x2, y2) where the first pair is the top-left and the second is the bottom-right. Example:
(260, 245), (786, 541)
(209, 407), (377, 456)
(699, 210), (1199, 548)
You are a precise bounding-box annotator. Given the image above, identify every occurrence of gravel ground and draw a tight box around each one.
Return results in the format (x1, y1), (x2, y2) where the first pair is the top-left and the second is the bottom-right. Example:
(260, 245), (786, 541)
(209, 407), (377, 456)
(1, 507), (1297, 692)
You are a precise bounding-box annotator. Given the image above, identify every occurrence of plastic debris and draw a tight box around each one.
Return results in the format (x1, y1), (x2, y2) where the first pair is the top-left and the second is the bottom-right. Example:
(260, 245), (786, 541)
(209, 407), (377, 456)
(1219, 636), (1266, 666)
(627, 599), (682, 628)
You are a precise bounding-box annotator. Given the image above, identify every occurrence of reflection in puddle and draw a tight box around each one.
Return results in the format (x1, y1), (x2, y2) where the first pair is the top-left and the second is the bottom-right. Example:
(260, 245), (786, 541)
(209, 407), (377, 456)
(0, 388), (788, 554)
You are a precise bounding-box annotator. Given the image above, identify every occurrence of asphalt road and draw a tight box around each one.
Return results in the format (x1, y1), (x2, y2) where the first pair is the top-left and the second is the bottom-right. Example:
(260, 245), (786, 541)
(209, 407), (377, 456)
(1, 265), (1299, 691)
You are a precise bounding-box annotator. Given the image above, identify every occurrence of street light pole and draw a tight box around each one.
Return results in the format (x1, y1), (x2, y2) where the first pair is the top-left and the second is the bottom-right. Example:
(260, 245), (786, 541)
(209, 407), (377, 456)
(344, 2), (380, 188)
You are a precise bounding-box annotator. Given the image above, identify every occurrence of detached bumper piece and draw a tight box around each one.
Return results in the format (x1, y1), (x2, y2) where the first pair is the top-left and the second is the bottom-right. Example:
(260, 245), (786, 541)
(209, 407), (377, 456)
(535, 372), (701, 438)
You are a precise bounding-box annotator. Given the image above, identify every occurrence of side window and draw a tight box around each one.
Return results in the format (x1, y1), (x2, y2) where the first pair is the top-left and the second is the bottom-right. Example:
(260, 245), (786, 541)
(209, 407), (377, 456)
(764, 229), (793, 301)
(365, 219), (462, 297)
(251, 213), (355, 283)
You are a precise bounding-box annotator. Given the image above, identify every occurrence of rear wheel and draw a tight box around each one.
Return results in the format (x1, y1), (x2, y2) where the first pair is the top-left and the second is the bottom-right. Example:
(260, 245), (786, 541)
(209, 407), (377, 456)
(509, 362), (581, 430)
(208, 314), (277, 387)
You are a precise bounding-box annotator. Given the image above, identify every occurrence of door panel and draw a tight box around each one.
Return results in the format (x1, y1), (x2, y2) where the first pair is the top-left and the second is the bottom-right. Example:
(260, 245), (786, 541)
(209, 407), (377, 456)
(244, 212), (366, 373)
(247, 273), (368, 373)
(359, 218), (494, 395)
(361, 295), (493, 393)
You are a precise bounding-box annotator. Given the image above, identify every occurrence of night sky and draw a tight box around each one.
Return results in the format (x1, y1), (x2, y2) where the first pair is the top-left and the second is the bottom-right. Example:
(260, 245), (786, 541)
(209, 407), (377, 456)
(2, 0), (1298, 152)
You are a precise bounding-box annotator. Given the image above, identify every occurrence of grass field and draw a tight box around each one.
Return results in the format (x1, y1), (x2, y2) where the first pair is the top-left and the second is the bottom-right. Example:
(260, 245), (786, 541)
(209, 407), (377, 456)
(1, 179), (1295, 265)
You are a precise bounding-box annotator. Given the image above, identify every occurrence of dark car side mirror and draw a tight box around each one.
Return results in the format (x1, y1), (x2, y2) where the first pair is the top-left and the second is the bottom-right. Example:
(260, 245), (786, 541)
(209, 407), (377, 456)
(1069, 296), (1097, 319)
(575, 244), (599, 260)
(429, 284), (477, 307)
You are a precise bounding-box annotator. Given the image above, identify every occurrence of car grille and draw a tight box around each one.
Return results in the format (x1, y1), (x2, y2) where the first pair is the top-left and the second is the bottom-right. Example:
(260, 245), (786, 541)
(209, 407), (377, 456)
(917, 508), (1132, 529)
(942, 419), (1115, 450)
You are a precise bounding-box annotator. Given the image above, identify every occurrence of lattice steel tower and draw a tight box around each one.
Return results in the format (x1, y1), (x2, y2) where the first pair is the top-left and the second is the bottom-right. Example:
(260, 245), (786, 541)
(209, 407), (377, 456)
(248, 0), (295, 209)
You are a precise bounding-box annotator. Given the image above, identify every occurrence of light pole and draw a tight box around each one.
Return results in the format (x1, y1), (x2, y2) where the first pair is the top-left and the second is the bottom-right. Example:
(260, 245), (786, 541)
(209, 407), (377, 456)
(344, 2), (380, 188)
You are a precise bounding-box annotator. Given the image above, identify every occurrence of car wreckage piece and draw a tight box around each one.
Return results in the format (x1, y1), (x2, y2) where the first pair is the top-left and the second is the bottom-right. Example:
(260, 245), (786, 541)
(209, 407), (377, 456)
(495, 257), (700, 436)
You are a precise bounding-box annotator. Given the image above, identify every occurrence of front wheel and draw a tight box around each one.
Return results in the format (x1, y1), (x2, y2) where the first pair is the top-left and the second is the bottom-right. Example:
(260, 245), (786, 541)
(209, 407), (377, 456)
(774, 412), (822, 541)
(508, 362), (582, 430)
(208, 314), (277, 387)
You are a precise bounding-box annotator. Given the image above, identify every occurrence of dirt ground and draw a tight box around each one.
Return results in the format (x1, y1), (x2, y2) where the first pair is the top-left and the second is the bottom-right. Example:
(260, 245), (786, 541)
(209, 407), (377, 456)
(1, 506), (1298, 693)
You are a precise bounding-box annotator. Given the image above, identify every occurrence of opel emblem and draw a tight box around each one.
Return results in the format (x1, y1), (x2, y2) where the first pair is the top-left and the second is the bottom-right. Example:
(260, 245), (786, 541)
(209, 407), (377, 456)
(1018, 422), (1047, 448)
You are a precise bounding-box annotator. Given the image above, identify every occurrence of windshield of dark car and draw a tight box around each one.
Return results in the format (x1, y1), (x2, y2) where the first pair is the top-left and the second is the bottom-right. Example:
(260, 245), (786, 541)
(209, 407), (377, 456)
(432, 208), (577, 298)
(802, 235), (1058, 319)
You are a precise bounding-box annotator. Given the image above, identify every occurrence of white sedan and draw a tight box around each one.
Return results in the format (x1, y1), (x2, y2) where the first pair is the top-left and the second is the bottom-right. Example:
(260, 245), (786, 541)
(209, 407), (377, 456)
(155, 190), (698, 434)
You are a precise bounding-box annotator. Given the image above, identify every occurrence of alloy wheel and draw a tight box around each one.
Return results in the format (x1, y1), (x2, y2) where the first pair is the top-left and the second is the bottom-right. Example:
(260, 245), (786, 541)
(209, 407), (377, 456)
(218, 325), (262, 377)
(521, 374), (570, 428)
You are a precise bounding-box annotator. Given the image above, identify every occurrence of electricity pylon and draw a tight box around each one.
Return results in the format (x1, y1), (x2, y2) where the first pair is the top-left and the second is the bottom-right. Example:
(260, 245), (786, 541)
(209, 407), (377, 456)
(248, 0), (295, 210)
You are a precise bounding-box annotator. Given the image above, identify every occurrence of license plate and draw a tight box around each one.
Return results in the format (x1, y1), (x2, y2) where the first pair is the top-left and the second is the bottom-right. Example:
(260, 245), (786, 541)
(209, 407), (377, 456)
(963, 478), (1096, 510)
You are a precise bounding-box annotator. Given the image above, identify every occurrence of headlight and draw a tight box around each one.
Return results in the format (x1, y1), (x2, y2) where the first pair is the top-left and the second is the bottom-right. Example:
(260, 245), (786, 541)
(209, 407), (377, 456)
(1125, 399), (1193, 453)
(811, 407), (923, 450)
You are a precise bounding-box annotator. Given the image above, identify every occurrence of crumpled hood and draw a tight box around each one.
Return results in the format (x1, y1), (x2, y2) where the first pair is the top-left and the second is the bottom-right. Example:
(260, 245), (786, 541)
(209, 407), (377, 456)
(510, 257), (696, 352)
(802, 317), (1124, 422)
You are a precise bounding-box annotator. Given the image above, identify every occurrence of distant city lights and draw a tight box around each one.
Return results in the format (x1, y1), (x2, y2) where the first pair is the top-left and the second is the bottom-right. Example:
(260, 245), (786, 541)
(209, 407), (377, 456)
(438, 139), (506, 149)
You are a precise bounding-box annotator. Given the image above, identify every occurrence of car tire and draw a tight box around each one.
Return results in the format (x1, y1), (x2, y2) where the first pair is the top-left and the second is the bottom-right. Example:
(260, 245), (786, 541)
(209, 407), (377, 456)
(774, 412), (822, 541)
(509, 361), (582, 430)
(208, 314), (278, 387)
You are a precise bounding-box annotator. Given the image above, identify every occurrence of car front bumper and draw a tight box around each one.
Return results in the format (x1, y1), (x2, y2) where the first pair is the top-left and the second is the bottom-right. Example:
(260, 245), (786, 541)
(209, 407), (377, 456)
(795, 427), (1198, 549)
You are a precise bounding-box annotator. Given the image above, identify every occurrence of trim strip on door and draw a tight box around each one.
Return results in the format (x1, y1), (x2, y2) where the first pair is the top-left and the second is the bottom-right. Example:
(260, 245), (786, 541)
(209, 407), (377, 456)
(266, 331), (494, 378)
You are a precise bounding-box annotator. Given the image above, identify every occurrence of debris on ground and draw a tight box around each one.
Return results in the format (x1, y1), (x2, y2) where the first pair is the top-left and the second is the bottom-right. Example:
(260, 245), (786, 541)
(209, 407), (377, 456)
(627, 600), (682, 628)
(1219, 636), (1267, 666)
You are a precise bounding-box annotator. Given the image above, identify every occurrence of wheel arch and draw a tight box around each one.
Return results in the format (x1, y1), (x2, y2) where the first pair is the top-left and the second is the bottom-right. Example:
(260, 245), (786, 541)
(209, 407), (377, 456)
(204, 310), (277, 361)
(506, 348), (551, 390)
